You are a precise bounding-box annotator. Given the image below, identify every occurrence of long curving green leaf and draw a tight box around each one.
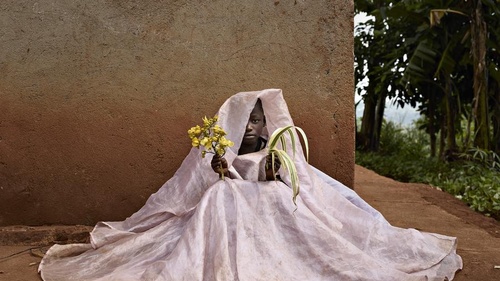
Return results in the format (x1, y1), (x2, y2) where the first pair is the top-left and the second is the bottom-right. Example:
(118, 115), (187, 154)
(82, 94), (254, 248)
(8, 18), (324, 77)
(267, 125), (309, 207)
(271, 149), (299, 205)
(434, 43), (456, 79)
(268, 125), (294, 149)
(293, 126), (309, 162)
(401, 40), (438, 86)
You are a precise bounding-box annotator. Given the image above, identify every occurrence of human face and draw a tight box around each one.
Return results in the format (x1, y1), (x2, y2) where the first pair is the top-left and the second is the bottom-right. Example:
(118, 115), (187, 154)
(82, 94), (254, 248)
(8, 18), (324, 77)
(241, 105), (265, 146)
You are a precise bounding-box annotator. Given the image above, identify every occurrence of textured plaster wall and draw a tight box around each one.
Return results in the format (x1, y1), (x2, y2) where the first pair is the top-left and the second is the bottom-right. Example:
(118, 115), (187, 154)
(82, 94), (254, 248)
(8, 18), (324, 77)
(0, 0), (354, 225)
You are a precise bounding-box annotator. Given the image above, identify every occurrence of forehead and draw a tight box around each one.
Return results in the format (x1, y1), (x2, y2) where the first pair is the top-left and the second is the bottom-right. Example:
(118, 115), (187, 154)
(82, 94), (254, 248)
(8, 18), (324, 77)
(249, 105), (264, 117)
(250, 101), (264, 115)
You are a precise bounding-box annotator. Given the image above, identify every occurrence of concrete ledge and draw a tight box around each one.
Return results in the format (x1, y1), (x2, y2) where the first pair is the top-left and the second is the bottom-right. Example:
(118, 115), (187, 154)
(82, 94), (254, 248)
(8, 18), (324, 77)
(0, 225), (92, 246)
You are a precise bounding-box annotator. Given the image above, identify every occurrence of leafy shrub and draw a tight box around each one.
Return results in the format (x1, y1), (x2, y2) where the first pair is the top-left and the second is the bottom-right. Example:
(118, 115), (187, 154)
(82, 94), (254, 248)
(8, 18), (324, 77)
(356, 121), (500, 219)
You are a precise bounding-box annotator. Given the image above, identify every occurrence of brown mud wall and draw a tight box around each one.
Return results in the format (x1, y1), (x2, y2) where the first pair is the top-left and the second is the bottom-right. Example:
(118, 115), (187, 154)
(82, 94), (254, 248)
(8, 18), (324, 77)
(0, 0), (354, 225)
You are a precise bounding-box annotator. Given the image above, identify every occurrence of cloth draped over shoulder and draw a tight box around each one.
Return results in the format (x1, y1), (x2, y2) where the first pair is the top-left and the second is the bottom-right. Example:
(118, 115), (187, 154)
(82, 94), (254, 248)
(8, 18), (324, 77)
(39, 89), (462, 281)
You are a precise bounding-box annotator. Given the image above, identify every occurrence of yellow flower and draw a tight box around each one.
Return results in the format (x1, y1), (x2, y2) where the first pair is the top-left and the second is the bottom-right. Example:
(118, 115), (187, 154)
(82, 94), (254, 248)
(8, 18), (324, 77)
(202, 116), (211, 127)
(200, 137), (212, 150)
(219, 136), (234, 147)
(213, 125), (226, 136)
(188, 115), (233, 158)
(216, 145), (225, 156)
(191, 137), (200, 147)
(188, 125), (203, 138)
(193, 125), (202, 136)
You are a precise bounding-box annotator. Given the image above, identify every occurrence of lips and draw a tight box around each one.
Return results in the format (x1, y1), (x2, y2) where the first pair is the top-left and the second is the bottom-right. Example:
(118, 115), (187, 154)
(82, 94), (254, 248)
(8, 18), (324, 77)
(244, 134), (257, 139)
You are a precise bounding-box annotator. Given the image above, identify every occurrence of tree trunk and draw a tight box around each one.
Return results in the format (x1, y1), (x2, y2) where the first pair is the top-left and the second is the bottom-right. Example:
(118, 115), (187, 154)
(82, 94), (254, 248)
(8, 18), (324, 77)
(358, 7), (384, 152)
(471, 0), (490, 149)
(439, 113), (446, 161)
(492, 82), (500, 154)
(359, 89), (377, 151)
(428, 89), (437, 158)
(444, 76), (458, 160)
(373, 92), (387, 151)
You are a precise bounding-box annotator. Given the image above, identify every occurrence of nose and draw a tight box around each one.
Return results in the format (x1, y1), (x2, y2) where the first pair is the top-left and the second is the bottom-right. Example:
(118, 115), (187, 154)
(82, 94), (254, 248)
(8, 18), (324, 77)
(245, 122), (252, 132)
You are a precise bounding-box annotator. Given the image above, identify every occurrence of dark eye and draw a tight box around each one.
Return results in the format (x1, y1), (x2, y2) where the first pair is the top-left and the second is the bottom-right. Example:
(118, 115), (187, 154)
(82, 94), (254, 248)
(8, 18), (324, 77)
(251, 119), (260, 124)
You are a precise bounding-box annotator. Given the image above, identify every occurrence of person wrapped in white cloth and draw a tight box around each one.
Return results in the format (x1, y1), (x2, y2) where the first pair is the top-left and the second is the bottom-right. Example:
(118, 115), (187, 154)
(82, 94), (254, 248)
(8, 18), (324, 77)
(39, 89), (462, 281)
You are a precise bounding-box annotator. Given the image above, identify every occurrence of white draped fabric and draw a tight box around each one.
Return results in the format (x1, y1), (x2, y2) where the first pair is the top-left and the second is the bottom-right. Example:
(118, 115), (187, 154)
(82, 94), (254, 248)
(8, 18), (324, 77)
(39, 89), (462, 280)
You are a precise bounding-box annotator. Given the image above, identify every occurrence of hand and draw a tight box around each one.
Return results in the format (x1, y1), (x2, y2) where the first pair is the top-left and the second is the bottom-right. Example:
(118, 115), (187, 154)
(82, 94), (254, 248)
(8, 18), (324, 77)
(265, 154), (281, 180)
(211, 154), (229, 178)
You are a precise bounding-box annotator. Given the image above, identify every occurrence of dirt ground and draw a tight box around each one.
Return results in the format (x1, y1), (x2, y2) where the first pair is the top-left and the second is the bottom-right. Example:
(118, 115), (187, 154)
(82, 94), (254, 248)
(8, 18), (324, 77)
(355, 165), (500, 281)
(1, 165), (499, 281)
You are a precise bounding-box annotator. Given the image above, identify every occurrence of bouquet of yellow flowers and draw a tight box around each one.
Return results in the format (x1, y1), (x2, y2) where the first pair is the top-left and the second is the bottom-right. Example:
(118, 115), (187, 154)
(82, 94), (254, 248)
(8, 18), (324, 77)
(188, 115), (234, 178)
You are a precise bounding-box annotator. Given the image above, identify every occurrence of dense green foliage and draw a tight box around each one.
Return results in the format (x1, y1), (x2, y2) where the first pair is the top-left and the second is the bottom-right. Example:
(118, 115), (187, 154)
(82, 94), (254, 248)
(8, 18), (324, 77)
(355, 0), (500, 155)
(356, 121), (500, 219)
(354, 0), (500, 220)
